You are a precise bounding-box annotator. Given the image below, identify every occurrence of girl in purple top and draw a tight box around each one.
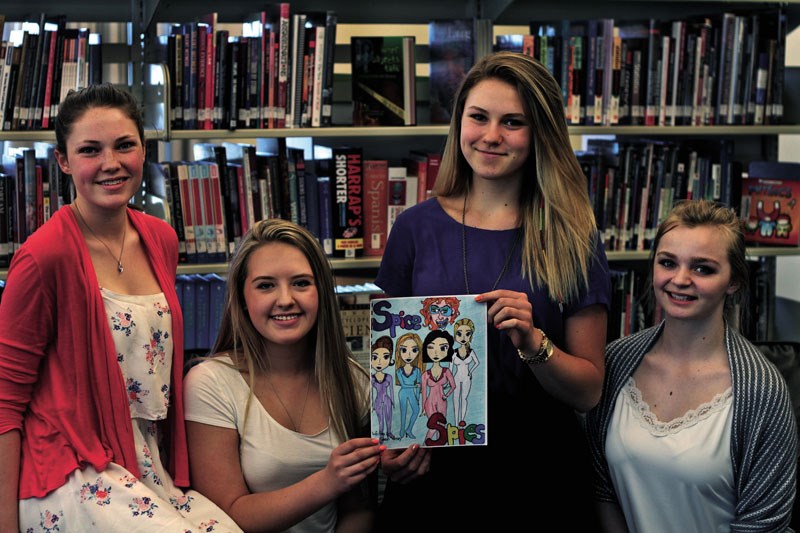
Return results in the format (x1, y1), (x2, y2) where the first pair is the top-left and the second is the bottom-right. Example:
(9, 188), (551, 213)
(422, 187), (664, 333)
(375, 51), (611, 528)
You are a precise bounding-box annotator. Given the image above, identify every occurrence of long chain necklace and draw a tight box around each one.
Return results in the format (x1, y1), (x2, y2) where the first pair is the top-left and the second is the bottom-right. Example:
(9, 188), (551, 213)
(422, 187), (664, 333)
(73, 201), (127, 274)
(265, 371), (311, 433)
(462, 193), (522, 294)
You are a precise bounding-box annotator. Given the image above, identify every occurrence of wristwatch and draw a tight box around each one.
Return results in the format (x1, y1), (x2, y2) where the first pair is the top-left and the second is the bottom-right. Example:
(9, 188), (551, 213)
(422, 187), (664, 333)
(517, 329), (554, 364)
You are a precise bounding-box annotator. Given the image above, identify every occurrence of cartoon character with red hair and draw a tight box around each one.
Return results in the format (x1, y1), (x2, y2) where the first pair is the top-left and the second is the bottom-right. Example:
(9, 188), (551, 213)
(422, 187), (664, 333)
(419, 296), (461, 331)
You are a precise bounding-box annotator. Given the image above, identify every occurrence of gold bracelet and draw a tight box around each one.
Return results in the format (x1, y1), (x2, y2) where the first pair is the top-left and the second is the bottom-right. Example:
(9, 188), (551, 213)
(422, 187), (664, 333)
(517, 329), (554, 364)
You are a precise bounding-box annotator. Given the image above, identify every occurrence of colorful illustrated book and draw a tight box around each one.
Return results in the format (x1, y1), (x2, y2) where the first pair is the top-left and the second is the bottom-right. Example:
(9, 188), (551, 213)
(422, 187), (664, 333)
(369, 295), (488, 449)
(740, 160), (800, 246)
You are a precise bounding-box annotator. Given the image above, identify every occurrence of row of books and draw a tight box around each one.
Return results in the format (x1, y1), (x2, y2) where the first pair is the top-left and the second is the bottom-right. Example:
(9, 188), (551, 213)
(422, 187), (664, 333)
(581, 137), (748, 252)
(176, 273), (225, 355)
(0, 143), (70, 267)
(151, 140), (442, 264)
(0, 15), (103, 131)
(498, 7), (788, 126)
(1, 7), (789, 133)
(1, 134), (796, 270)
(158, 6), (337, 131)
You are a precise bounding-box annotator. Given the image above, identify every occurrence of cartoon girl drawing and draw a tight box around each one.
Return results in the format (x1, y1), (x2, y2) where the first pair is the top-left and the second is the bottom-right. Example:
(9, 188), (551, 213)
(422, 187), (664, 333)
(419, 296), (461, 331)
(394, 332), (425, 439)
(371, 336), (396, 441)
(421, 329), (456, 442)
(452, 318), (480, 424)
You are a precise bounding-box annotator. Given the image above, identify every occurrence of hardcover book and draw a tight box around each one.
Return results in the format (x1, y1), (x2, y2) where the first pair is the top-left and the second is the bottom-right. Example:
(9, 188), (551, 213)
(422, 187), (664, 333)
(362, 159), (389, 257)
(369, 295), (488, 449)
(351, 36), (416, 126)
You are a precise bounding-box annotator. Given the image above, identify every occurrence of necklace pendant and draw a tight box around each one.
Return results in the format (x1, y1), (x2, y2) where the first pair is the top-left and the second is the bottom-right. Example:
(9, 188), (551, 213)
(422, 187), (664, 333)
(117, 263), (124, 274)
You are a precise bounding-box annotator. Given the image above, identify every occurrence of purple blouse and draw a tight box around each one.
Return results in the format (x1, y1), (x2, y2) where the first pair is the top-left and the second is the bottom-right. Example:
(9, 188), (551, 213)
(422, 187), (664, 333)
(374, 198), (611, 527)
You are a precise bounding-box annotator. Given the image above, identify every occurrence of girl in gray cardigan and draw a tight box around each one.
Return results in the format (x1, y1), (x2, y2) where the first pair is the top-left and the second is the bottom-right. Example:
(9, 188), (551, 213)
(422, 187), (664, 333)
(585, 199), (797, 532)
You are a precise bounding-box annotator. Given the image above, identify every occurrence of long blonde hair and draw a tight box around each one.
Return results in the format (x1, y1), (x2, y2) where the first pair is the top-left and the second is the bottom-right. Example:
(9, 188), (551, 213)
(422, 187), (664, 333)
(434, 51), (598, 303)
(211, 219), (368, 441)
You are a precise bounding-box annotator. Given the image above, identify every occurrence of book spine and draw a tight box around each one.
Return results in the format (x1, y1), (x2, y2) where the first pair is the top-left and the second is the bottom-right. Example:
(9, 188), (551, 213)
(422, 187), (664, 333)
(320, 11), (337, 127)
(331, 147), (364, 258)
(311, 25), (325, 128)
(363, 159), (389, 256)
(176, 162), (198, 262)
(317, 174), (333, 255)
(276, 3), (291, 128)
(196, 23), (208, 129)
(294, 150), (308, 228)
(188, 163), (210, 262)
(206, 162), (227, 262)
(40, 26), (58, 129)
(166, 163), (188, 263)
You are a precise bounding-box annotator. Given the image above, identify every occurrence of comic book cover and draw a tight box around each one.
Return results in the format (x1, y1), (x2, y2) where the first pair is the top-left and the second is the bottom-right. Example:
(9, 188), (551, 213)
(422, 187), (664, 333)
(369, 295), (488, 449)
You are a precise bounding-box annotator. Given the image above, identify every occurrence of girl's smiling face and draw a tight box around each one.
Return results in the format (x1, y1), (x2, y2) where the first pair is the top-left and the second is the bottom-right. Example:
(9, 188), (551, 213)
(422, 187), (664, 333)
(460, 78), (531, 184)
(55, 107), (145, 213)
(242, 242), (319, 350)
(653, 224), (738, 323)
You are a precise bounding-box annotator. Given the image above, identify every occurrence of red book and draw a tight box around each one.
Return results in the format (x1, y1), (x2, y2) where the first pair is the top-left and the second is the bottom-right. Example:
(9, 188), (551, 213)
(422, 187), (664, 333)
(175, 162), (198, 261)
(403, 154), (427, 207)
(362, 159), (389, 257)
(409, 150), (441, 201)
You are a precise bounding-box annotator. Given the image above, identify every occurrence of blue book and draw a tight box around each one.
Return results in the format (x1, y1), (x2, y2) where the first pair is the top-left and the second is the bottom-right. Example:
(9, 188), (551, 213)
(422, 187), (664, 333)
(193, 273), (211, 353)
(181, 273), (199, 352)
(304, 160), (321, 241)
(205, 273), (227, 351)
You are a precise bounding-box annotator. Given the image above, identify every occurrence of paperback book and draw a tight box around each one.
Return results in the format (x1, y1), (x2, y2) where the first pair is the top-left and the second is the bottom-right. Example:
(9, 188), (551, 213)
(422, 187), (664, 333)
(369, 295), (488, 449)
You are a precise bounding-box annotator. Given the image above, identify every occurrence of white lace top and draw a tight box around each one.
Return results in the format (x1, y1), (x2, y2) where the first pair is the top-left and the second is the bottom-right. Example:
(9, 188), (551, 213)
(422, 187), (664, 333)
(605, 377), (735, 532)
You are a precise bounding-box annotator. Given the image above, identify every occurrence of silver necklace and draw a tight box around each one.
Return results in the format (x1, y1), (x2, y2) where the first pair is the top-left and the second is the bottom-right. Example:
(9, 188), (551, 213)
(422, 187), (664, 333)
(265, 372), (311, 433)
(461, 193), (522, 294)
(73, 201), (127, 274)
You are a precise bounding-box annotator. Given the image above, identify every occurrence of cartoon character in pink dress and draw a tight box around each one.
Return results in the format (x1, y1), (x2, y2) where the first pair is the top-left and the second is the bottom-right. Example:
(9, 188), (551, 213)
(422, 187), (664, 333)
(421, 329), (456, 443)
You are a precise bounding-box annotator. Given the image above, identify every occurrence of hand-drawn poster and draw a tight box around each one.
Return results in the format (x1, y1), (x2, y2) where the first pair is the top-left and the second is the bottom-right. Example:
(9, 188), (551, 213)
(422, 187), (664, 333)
(369, 295), (488, 449)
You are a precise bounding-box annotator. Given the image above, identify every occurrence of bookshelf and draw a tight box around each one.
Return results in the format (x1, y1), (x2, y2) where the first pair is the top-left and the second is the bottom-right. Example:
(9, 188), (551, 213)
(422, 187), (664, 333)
(1, 0), (799, 341)
(1, 247), (798, 280)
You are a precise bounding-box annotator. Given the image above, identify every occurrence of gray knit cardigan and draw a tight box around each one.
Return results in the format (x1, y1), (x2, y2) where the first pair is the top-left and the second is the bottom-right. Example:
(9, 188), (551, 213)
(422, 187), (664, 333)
(585, 321), (798, 532)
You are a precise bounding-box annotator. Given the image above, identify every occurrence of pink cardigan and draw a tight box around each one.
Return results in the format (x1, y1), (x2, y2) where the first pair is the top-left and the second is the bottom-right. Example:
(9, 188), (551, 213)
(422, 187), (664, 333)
(0, 206), (188, 498)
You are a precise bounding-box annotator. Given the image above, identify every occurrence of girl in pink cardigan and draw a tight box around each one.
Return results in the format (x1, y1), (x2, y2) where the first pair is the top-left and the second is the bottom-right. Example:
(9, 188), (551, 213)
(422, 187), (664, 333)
(0, 84), (240, 532)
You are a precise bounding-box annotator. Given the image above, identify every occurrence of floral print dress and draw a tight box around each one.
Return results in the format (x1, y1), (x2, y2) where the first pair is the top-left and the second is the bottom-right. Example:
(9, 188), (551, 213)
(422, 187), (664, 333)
(18, 289), (242, 533)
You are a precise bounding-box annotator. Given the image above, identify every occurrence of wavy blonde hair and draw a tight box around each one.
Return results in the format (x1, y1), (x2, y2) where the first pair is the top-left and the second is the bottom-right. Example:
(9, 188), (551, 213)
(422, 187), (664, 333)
(211, 218), (368, 442)
(434, 51), (598, 303)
